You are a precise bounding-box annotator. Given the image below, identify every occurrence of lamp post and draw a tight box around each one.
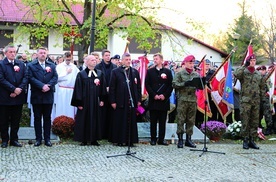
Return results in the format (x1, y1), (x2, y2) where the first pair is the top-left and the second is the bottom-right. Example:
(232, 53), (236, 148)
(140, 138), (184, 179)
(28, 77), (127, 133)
(89, 0), (96, 54)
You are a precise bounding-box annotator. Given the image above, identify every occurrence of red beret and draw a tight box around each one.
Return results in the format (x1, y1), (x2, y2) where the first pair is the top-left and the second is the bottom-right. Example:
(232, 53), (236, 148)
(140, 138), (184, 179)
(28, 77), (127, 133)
(257, 65), (266, 71)
(182, 55), (195, 65)
(246, 54), (256, 61)
(163, 61), (169, 66)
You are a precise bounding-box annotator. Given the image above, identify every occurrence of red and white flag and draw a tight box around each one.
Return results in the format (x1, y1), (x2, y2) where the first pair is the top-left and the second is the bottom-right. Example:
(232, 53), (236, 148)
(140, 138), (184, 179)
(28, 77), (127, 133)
(138, 56), (149, 96)
(266, 65), (276, 113)
(242, 45), (253, 65)
(209, 59), (233, 120)
(196, 57), (212, 117)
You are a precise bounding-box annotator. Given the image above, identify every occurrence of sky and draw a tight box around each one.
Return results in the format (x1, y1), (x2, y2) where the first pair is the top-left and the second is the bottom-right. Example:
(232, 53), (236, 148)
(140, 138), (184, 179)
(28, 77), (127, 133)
(157, 0), (276, 41)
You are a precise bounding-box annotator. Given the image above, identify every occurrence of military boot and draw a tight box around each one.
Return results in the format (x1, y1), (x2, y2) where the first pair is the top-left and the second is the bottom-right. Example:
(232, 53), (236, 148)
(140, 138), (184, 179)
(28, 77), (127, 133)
(264, 125), (273, 136)
(243, 137), (249, 149)
(177, 134), (183, 148)
(185, 134), (196, 148)
(248, 137), (260, 149)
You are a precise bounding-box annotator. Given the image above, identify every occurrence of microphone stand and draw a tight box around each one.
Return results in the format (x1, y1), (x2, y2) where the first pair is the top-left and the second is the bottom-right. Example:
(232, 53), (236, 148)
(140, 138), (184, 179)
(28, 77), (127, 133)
(190, 76), (225, 157)
(107, 68), (144, 162)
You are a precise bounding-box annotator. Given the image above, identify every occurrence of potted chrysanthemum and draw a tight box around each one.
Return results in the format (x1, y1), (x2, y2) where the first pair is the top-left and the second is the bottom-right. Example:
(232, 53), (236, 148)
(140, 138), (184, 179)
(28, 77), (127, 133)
(200, 120), (227, 141)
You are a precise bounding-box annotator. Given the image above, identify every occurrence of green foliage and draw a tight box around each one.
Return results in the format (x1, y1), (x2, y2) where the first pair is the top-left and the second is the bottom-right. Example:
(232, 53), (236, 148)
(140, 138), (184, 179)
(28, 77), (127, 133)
(17, 0), (164, 60)
(20, 104), (31, 127)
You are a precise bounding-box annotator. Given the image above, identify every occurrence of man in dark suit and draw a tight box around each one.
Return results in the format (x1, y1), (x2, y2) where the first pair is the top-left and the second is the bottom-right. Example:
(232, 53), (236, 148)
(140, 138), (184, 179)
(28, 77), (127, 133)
(109, 53), (141, 146)
(0, 45), (28, 148)
(145, 53), (173, 146)
(95, 49), (117, 140)
(28, 47), (58, 147)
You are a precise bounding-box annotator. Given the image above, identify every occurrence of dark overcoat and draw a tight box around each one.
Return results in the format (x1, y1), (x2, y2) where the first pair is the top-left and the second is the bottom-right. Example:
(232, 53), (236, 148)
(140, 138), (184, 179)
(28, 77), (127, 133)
(109, 66), (141, 144)
(0, 58), (28, 105)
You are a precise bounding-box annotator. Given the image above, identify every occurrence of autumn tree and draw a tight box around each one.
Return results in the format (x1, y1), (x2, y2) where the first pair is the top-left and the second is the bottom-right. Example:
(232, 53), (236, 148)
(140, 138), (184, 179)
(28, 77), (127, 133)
(221, 0), (263, 65)
(255, 3), (276, 64)
(17, 0), (166, 63)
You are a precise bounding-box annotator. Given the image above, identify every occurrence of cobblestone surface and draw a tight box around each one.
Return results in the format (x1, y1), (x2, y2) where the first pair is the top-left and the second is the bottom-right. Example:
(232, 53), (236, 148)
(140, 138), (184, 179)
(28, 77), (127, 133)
(0, 142), (276, 182)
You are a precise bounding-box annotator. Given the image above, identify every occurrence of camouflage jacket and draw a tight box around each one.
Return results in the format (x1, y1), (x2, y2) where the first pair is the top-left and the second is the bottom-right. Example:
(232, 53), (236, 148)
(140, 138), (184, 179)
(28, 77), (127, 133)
(234, 66), (265, 103)
(172, 68), (199, 102)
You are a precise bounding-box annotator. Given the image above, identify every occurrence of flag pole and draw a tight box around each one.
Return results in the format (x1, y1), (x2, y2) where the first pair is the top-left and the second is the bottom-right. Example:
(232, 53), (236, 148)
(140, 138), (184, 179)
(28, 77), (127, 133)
(209, 47), (237, 83)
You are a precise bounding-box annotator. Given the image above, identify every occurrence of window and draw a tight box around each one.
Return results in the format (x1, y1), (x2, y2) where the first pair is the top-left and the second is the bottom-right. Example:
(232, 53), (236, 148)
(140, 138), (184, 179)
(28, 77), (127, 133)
(0, 29), (14, 49)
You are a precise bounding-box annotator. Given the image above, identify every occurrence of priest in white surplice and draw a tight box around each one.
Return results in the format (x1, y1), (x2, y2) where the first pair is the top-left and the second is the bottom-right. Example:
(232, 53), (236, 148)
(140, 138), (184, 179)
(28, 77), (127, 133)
(55, 52), (80, 119)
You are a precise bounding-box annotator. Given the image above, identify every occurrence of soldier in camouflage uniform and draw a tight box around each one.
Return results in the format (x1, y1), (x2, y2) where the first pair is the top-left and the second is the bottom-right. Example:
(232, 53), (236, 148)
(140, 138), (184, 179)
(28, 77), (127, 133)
(256, 65), (273, 135)
(172, 55), (200, 148)
(234, 54), (265, 149)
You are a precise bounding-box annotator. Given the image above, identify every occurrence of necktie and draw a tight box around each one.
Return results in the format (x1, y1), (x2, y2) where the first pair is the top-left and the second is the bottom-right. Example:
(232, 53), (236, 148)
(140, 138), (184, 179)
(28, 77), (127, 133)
(10, 61), (14, 65)
(41, 63), (45, 69)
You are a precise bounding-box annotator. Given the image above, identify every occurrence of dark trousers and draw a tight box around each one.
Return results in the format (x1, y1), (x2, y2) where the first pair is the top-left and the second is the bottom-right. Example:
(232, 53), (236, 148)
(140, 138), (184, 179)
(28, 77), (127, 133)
(0, 105), (23, 142)
(149, 110), (167, 142)
(32, 104), (53, 141)
(234, 108), (241, 121)
(101, 96), (112, 140)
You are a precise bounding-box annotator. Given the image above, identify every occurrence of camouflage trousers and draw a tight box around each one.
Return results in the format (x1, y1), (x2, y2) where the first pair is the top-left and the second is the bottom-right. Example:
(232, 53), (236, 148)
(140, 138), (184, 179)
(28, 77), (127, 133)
(240, 101), (260, 137)
(259, 97), (273, 127)
(176, 101), (197, 135)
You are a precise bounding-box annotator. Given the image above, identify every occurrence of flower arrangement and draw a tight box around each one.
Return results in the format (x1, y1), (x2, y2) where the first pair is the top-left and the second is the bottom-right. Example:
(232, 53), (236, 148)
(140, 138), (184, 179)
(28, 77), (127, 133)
(226, 121), (242, 139)
(52, 115), (75, 138)
(200, 120), (227, 139)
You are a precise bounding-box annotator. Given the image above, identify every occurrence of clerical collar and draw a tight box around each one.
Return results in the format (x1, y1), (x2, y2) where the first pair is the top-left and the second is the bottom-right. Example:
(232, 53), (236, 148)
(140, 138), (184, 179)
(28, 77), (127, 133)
(88, 69), (97, 77)
(156, 66), (163, 71)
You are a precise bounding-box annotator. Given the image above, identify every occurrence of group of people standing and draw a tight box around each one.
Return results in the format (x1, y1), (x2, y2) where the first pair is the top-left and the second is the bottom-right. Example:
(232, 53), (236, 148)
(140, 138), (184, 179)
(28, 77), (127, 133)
(0, 45), (274, 151)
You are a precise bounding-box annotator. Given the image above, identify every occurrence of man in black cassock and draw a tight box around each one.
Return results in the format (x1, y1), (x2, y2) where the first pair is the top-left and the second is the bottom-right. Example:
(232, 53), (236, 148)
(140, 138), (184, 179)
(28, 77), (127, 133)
(71, 55), (107, 146)
(109, 53), (142, 146)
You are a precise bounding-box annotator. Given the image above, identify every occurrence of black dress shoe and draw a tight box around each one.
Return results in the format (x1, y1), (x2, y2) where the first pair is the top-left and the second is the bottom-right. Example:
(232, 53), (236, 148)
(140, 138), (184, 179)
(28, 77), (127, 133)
(10, 141), (22, 147)
(34, 140), (42, 147)
(80, 142), (87, 146)
(150, 140), (156, 145)
(1, 142), (8, 148)
(91, 141), (100, 146)
(45, 141), (52, 147)
(158, 140), (168, 146)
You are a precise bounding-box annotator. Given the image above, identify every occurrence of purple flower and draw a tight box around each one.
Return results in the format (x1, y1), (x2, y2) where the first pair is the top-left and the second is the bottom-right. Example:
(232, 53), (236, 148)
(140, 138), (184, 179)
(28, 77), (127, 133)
(200, 120), (227, 137)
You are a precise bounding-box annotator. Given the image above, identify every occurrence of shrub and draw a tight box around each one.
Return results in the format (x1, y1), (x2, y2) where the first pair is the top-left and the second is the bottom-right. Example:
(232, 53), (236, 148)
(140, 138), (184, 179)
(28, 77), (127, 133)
(52, 115), (75, 139)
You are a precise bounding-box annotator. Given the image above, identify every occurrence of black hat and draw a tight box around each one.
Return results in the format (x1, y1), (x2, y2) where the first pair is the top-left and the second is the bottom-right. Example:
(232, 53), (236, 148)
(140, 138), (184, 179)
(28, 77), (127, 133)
(112, 54), (120, 59)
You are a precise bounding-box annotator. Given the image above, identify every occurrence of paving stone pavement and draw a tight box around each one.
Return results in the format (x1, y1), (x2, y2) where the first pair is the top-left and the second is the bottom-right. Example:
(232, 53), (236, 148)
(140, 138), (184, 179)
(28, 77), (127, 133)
(0, 141), (276, 182)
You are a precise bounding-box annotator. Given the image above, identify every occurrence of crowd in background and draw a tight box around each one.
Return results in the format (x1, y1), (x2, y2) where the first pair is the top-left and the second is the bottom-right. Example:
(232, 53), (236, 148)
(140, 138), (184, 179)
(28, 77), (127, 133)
(0, 45), (276, 150)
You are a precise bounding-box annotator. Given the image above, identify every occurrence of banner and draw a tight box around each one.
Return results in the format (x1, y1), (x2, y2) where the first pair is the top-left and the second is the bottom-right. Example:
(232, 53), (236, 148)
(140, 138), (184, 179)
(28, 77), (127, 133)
(266, 66), (276, 113)
(210, 59), (233, 120)
(196, 58), (212, 117)
(242, 45), (253, 65)
(138, 56), (149, 96)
